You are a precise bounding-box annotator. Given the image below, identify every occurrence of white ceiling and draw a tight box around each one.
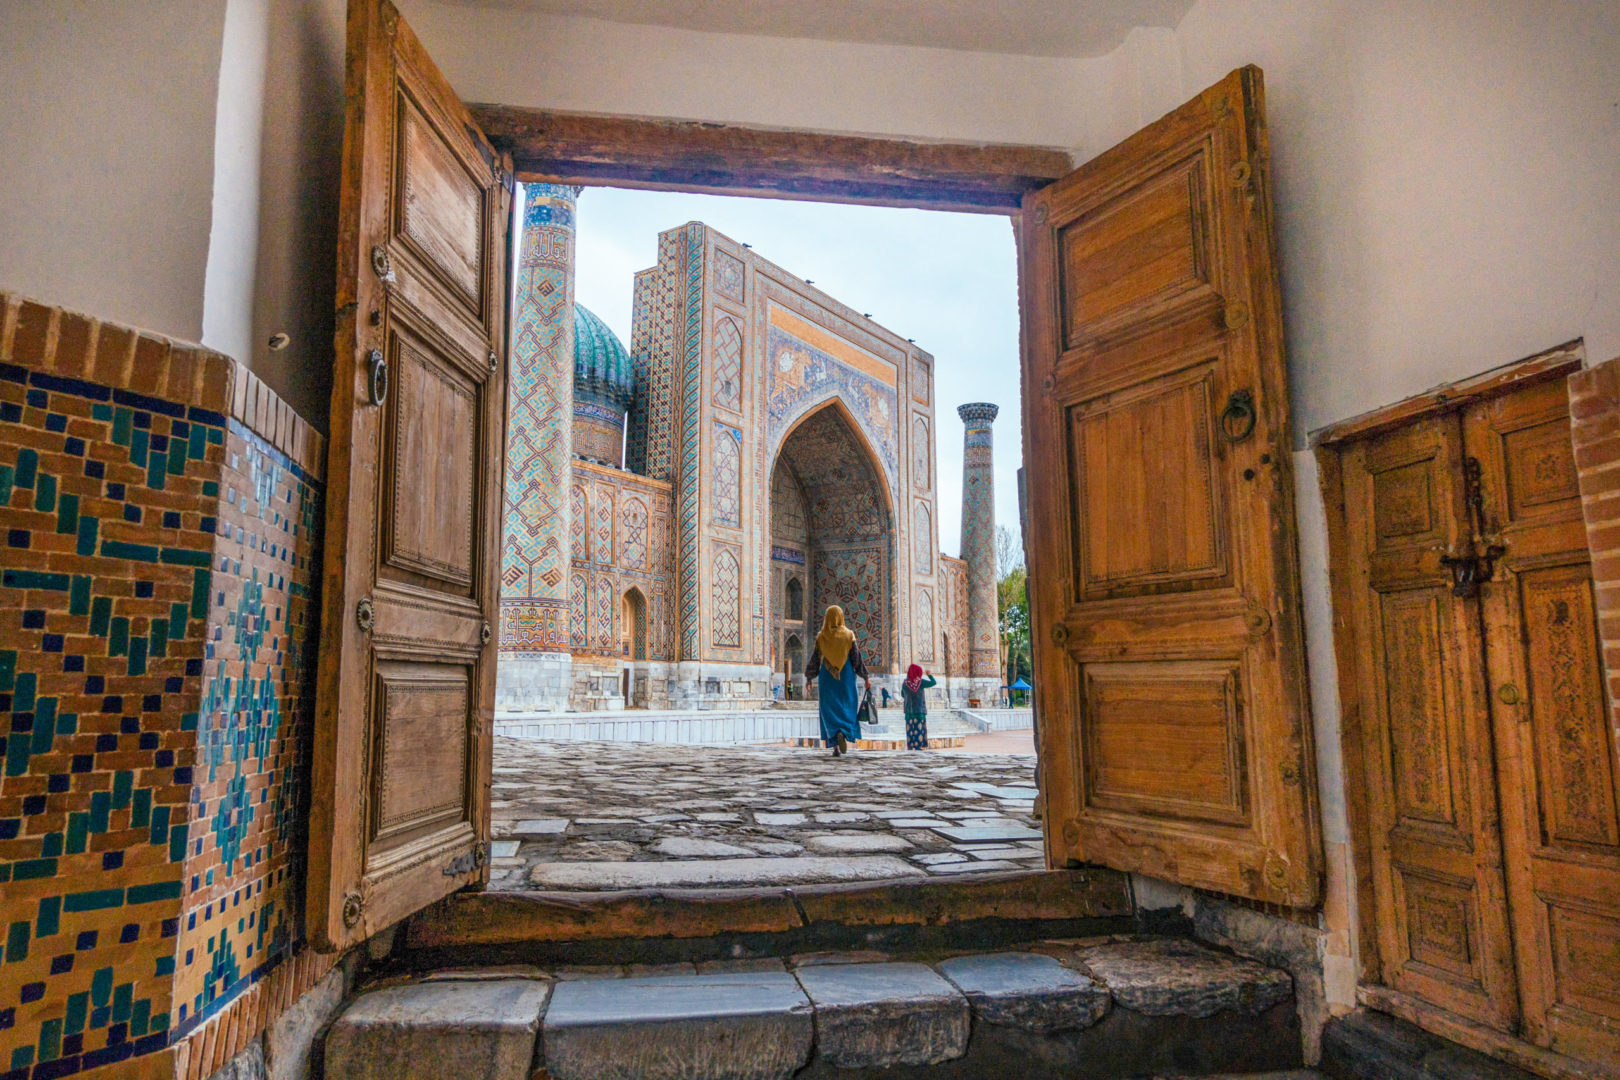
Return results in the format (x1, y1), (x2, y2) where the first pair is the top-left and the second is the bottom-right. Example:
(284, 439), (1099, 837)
(438, 0), (1197, 58)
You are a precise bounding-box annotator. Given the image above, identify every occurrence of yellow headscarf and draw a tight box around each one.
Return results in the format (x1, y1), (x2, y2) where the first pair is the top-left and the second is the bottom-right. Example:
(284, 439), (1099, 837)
(816, 605), (856, 676)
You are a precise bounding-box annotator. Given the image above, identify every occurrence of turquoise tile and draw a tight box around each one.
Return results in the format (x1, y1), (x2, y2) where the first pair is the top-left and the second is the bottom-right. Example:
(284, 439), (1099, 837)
(56, 491), (79, 534)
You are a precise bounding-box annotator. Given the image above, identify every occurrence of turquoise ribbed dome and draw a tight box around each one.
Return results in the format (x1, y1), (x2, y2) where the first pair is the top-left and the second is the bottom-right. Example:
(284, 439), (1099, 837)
(574, 304), (634, 411)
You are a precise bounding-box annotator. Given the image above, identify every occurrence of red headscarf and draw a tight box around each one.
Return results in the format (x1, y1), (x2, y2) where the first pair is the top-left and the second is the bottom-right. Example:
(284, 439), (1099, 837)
(905, 664), (923, 693)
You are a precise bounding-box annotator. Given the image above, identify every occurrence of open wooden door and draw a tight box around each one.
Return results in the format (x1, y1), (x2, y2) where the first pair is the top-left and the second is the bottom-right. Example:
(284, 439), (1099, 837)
(1020, 67), (1321, 906)
(308, 0), (512, 949)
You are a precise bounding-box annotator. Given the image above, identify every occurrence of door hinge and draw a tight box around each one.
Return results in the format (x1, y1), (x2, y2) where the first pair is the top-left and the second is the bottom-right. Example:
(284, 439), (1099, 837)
(443, 842), (488, 877)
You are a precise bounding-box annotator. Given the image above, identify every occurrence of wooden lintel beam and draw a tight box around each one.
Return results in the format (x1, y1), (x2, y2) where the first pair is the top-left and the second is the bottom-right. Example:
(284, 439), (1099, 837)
(468, 105), (1075, 214)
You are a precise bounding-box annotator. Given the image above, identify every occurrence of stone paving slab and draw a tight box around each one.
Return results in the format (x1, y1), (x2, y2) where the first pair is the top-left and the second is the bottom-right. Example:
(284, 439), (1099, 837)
(1073, 938), (1295, 1018)
(325, 978), (551, 1080)
(527, 855), (924, 889)
(794, 962), (970, 1069)
(541, 972), (813, 1080)
(936, 951), (1110, 1034)
(491, 737), (1042, 890)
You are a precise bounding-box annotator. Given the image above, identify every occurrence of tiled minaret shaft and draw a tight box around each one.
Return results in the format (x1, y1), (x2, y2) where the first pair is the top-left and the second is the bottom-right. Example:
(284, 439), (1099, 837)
(958, 402), (1001, 685)
(496, 183), (578, 710)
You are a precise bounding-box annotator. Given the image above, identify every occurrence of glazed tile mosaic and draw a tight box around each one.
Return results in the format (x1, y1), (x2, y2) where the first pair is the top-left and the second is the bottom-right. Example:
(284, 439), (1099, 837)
(0, 293), (325, 1080)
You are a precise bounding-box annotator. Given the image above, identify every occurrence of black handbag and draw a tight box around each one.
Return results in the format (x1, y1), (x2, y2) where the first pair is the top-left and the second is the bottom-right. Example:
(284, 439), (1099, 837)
(857, 689), (878, 726)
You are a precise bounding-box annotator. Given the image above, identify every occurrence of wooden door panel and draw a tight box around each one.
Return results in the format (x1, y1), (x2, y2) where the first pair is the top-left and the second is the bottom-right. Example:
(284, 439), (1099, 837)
(1376, 589), (1468, 836)
(1468, 378), (1620, 1061)
(1394, 868), (1489, 984)
(395, 93), (489, 316)
(1059, 147), (1219, 349)
(1339, 417), (1520, 1031)
(1022, 67), (1321, 906)
(308, 0), (511, 951)
(383, 327), (480, 589)
(1516, 565), (1619, 852)
(1069, 362), (1228, 598)
(370, 662), (473, 851)
(1082, 660), (1248, 827)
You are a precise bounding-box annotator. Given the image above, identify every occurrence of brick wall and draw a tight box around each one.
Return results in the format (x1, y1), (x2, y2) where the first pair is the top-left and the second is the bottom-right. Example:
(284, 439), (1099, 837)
(1568, 357), (1620, 758)
(0, 293), (335, 1080)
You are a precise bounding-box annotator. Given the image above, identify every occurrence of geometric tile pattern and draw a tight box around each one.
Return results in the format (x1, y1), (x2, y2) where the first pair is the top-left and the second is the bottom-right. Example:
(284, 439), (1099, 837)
(710, 544), (741, 648)
(570, 484), (587, 562)
(958, 404), (1000, 677)
(766, 323), (898, 483)
(0, 295), (324, 1080)
(913, 500), (933, 574)
(710, 314), (742, 413)
(173, 417), (320, 1048)
(912, 415), (930, 489)
(712, 249), (745, 305)
(711, 423), (741, 528)
(0, 360), (220, 1077)
(676, 225), (706, 660)
(939, 556), (971, 677)
(620, 497), (647, 571)
(914, 585), (936, 662)
(499, 184), (576, 652)
(812, 546), (889, 670)
(592, 486), (614, 565)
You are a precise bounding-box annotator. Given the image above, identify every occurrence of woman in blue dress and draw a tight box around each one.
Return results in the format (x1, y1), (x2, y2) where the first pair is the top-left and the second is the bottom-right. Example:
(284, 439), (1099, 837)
(804, 605), (871, 757)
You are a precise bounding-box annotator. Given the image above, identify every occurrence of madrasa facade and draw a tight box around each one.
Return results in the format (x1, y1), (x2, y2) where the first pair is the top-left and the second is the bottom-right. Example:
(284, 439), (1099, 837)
(496, 184), (1002, 713)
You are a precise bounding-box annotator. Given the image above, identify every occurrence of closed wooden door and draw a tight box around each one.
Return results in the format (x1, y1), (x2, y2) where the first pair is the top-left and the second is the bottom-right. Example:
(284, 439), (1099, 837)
(1020, 66), (1321, 906)
(307, 0), (512, 950)
(1467, 379), (1620, 1063)
(1337, 415), (1520, 1031)
(1334, 373), (1620, 1067)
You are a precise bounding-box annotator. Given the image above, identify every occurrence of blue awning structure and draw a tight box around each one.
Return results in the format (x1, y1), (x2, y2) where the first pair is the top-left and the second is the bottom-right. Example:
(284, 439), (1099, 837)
(1006, 678), (1032, 690)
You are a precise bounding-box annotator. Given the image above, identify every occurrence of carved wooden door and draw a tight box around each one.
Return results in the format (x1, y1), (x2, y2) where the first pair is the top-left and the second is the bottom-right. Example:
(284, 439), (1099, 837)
(1467, 380), (1620, 1062)
(1020, 66), (1321, 906)
(1337, 416), (1520, 1031)
(308, 0), (512, 950)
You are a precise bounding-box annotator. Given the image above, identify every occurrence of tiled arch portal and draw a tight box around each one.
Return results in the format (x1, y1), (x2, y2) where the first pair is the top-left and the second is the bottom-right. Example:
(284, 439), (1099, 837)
(769, 405), (894, 671)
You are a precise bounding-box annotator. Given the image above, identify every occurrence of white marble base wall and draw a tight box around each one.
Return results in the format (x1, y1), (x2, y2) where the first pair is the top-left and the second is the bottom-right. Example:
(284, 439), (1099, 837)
(958, 708), (1034, 731)
(494, 709), (821, 745)
(495, 652), (574, 713)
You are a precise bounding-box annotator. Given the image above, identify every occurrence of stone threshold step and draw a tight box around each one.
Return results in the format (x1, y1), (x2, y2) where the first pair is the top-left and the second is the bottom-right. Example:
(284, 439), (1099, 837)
(402, 869), (1140, 968)
(329, 936), (1302, 1080)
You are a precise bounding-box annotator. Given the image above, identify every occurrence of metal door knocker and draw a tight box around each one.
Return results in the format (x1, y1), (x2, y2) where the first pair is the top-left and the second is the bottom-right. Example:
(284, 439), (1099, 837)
(1440, 456), (1506, 598)
(1220, 389), (1256, 443)
(368, 350), (389, 407)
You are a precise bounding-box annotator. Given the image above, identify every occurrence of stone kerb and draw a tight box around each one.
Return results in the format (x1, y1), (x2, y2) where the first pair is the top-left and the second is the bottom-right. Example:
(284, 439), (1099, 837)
(324, 937), (1301, 1080)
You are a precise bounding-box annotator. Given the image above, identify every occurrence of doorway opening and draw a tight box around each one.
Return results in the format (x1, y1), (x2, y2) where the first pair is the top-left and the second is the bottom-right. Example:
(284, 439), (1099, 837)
(486, 182), (1037, 891)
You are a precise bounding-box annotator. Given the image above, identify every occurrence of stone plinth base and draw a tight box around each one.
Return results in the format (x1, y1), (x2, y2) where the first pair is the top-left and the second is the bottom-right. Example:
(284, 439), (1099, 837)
(496, 651), (574, 713)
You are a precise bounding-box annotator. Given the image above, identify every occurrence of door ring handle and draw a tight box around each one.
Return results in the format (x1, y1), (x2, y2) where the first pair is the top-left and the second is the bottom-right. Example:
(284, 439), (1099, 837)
(1220, 389), (1256, 443)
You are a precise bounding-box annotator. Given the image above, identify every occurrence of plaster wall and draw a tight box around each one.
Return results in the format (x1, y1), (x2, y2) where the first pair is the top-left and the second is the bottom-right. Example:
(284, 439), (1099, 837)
(0, 1), (229, 346)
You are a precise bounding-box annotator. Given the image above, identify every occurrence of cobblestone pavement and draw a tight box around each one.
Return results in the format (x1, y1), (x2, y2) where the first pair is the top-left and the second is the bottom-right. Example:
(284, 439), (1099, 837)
(490, 738), (1044, 890)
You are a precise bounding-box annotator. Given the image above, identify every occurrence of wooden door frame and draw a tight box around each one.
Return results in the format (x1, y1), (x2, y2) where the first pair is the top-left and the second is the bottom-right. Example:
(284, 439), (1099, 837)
(469, 105), (1074, 214)
(1311, 339), (1584, 988)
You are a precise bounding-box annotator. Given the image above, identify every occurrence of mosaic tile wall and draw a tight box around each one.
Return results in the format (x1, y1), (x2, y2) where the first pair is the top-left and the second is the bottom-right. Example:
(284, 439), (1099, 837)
(940, 556), (971, 678)
(0, 293), (330, 1080)
(567, 461), (673, 663)
(957, 403), (1001, 679)
(499, 184), (576, 654)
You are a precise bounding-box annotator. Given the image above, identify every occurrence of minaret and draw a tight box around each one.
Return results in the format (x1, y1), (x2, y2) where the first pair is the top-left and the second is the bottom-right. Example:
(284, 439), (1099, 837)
(958, 402), (1001, 703)
(496, 183), (578, 712)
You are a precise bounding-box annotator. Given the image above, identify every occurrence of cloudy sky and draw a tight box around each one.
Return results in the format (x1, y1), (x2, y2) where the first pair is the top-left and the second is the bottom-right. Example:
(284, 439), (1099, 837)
(569, 186), (1023, 559)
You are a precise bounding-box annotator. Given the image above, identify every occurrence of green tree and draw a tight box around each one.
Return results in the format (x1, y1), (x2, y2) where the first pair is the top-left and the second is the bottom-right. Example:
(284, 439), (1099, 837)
(995, 526), (1032, 693)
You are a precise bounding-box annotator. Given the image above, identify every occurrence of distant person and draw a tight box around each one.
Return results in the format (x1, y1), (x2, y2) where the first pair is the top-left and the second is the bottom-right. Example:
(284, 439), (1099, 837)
(804, 605), (870, 757)
(901, 664), (938, 750)
(880, 686), (890, 708)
